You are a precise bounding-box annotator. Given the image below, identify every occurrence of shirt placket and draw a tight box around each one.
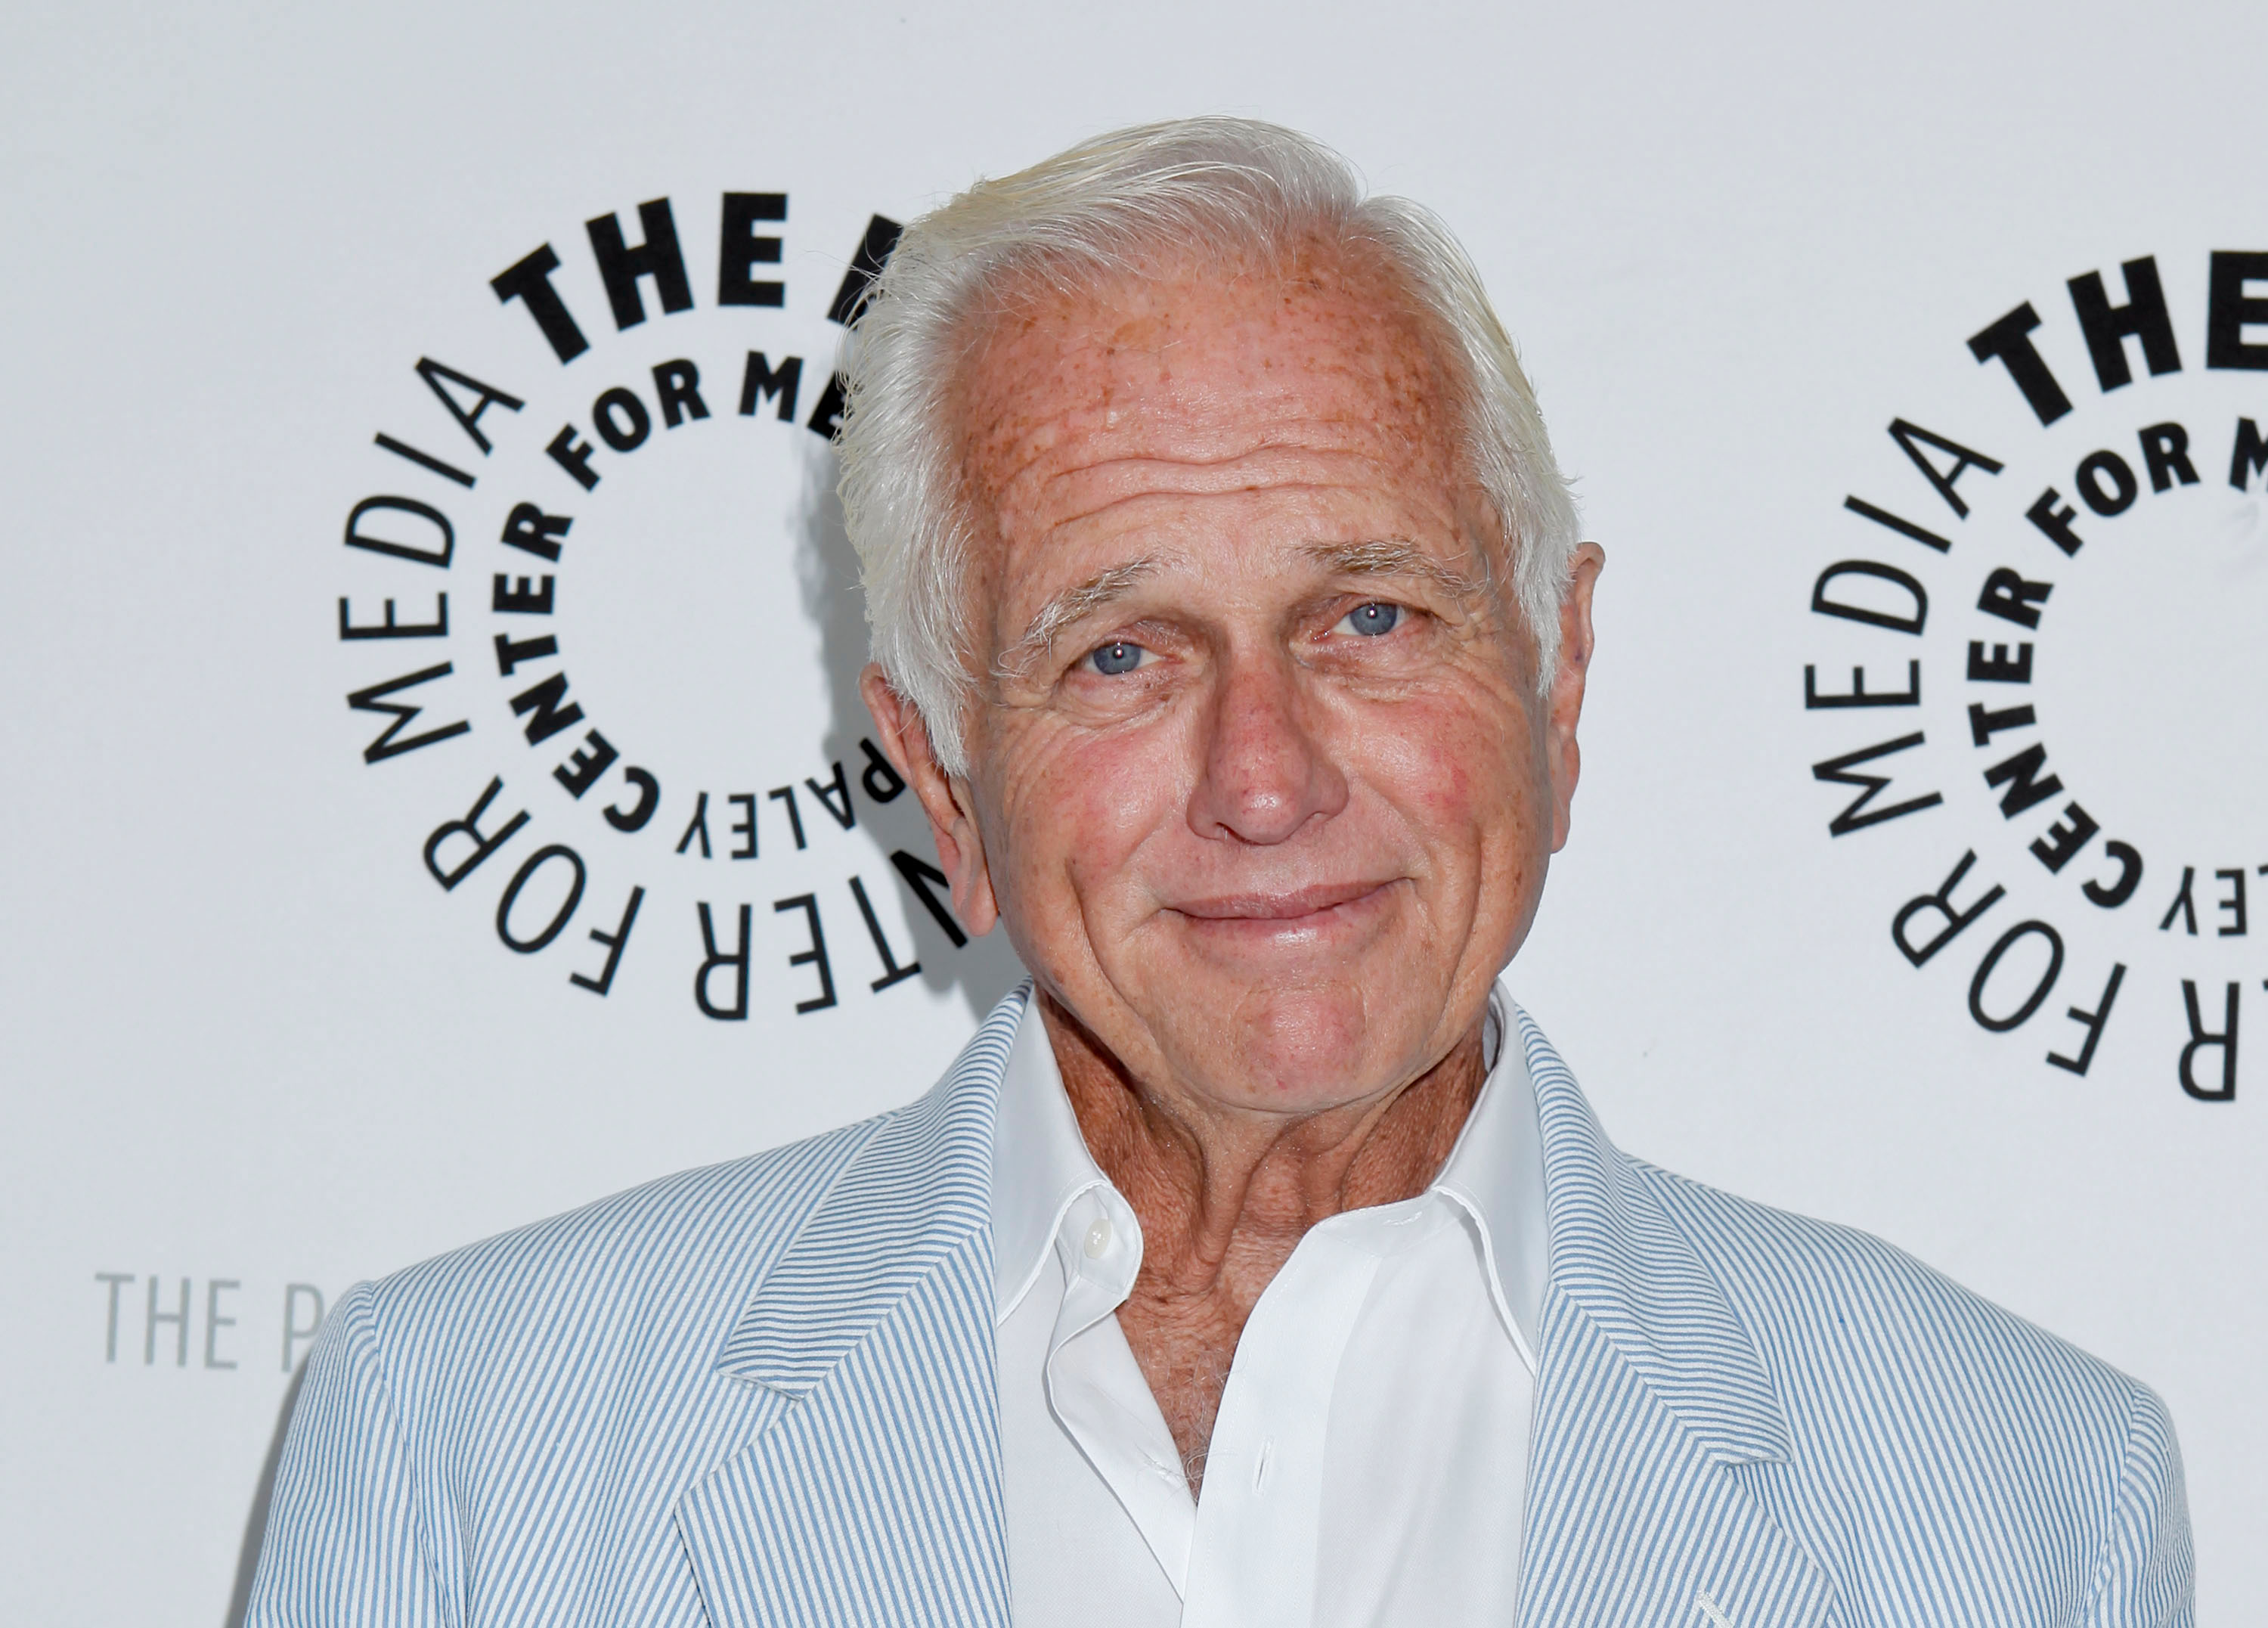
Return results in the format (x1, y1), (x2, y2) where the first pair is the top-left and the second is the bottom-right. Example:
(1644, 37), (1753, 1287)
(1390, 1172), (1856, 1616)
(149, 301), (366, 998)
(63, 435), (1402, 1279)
(1043, 1187), (1198, 1593)
(1179, 1222), (1388, 1628)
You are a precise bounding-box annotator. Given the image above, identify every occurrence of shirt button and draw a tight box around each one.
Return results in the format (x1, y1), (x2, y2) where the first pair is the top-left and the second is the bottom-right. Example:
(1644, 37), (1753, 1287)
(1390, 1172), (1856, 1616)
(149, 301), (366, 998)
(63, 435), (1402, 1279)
(1083, 1217), (1113, 1259)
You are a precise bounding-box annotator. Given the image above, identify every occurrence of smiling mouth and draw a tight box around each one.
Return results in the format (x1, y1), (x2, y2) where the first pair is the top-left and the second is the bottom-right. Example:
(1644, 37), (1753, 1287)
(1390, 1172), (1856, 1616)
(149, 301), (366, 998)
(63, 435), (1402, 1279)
(1168, 879), (1399, 923)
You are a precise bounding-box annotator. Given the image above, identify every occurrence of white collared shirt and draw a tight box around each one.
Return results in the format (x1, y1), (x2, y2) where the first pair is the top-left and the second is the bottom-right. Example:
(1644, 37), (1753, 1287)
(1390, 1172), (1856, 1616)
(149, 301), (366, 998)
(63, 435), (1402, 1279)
(991, 983), (1548, 1628)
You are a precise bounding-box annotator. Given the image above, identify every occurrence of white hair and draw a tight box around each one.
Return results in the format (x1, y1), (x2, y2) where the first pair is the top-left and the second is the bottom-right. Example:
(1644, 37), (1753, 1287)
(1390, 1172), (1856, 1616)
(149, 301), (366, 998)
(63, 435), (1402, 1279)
(836, 116), (1581, 776)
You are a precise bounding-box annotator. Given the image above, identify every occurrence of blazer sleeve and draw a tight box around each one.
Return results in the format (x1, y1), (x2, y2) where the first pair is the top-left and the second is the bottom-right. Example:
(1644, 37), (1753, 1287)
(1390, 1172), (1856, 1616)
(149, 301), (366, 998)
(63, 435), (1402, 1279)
(2082, 1381), (2195, 1628)
(243, 1283), (449, 1628)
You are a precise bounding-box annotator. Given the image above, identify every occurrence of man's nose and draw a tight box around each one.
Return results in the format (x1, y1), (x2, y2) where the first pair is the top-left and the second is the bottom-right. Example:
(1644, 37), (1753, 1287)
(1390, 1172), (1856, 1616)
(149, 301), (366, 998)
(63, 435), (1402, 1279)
(1185, 648), (1349, 845)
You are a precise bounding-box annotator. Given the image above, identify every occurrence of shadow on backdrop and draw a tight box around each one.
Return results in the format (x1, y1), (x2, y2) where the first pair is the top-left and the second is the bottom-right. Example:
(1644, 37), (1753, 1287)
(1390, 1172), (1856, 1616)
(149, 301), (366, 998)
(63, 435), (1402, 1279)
(222, 439), (1025, 1623)
(224, 1360), (305, 1628)
(794, 437), (1024, 1025)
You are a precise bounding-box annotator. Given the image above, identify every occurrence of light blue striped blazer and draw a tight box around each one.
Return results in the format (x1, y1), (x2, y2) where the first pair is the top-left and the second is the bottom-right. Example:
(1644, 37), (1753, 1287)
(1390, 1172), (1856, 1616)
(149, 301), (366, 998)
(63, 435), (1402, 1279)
(248, 988), (2193, 1626)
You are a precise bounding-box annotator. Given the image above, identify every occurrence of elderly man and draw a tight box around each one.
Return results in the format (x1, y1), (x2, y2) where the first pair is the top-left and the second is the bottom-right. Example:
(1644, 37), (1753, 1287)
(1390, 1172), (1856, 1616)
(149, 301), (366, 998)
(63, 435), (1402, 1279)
(250, 119), (2192, 1627)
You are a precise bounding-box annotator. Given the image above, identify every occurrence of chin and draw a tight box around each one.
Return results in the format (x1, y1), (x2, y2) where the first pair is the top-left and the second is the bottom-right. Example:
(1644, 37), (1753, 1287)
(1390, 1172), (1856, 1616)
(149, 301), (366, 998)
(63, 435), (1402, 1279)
(1205, 978), (1395, 1104)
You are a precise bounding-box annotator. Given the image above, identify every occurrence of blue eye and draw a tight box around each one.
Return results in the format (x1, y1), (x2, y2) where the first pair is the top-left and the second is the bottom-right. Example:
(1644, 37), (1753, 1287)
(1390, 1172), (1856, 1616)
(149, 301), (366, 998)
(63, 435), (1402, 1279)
(1089, 640), (1145, 675)
(1342, 602), (1400, 636)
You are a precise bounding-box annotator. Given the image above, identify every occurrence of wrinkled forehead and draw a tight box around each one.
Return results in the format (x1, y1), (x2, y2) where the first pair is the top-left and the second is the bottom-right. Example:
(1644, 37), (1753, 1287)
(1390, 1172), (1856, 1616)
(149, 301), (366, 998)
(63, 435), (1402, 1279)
(943, 236), (1476, 526)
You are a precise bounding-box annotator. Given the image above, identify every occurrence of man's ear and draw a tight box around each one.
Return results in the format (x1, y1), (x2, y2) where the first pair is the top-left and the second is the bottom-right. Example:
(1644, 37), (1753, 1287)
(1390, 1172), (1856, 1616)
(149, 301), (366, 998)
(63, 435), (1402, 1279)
(1545, 541), (1606, 854)
(860, 663), (1000, 937)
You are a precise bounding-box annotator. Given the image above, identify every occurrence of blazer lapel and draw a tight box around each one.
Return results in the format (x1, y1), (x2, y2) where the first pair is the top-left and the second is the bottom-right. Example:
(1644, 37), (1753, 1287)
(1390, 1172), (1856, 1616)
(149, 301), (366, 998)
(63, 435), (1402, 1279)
(674, 991), (1026, 1628)
(1514, 1011), (1836, 1628)
(673, 990), (1832, 1627)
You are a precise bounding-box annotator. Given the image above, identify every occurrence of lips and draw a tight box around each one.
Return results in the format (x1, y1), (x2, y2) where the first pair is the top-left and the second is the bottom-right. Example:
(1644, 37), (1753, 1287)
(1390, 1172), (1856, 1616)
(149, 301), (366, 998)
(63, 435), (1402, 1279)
(1167, 879), (1396, 921)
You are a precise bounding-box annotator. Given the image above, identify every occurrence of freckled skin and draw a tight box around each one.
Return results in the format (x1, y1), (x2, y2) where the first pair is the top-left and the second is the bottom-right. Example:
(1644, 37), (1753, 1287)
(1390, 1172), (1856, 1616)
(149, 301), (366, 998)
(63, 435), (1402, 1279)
(862, 241), (1603, 1490)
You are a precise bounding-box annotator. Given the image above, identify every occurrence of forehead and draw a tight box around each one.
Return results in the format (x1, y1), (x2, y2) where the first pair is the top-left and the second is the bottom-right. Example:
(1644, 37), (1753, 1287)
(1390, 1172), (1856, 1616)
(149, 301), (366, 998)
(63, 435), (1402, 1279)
(947, 242), (1470, 531)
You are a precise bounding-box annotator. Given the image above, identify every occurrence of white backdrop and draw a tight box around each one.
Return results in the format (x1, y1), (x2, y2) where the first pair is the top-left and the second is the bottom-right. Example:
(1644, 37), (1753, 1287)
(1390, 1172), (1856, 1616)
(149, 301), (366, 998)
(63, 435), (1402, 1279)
(5, 2), (2262, 1619)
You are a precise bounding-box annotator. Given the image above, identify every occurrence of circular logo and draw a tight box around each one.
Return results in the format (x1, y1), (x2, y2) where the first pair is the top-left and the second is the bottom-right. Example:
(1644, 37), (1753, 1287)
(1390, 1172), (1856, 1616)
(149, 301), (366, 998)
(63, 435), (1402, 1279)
(333, 191), (984, 1022)
(1805, 247), (2268, 1100)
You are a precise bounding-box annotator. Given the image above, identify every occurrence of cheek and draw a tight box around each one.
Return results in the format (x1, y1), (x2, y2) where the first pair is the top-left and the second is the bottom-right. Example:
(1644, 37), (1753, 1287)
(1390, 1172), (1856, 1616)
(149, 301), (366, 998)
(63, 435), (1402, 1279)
(1350, 691), (1545, 866)
(997, 720), (1189, 914)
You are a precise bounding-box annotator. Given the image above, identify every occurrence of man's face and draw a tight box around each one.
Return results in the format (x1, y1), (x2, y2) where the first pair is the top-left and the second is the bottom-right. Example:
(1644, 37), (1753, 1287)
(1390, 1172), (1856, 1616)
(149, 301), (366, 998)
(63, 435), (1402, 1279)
(868, 246), (1600, 1117)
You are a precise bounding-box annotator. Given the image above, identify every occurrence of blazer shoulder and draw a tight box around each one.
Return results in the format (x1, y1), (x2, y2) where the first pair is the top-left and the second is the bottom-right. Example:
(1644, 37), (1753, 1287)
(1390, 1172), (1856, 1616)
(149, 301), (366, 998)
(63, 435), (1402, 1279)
(1632, 1158), (2191, 1614)
(352, 1115), (881, 1382)
(1638, 1157), (2167, 1472)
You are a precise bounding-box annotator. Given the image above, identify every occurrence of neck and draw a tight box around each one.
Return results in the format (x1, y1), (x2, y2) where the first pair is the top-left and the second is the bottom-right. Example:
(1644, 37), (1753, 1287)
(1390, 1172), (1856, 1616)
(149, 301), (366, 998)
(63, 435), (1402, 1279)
(1043, 991), (1491, 1262)
(1038, 988), (1489, 1490)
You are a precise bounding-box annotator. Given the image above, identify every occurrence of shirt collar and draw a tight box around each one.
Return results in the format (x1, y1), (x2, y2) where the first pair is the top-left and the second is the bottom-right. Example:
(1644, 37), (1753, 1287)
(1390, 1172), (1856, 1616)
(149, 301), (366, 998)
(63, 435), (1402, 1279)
(1431, 993), (1548, 1365)
(990, 987), (1113, 1323)
(987, 981), (1548, 1359)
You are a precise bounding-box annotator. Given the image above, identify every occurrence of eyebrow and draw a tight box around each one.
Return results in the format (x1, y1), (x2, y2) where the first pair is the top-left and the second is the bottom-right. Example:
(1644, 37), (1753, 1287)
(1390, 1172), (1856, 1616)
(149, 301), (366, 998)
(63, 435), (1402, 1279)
(1303, 538), (1493, 600)
(994, 557), (1163, 680)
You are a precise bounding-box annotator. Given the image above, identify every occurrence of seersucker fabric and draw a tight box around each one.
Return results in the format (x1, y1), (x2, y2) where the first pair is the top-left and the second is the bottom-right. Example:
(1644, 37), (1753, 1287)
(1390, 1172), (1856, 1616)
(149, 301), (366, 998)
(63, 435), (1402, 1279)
(247, 983), (2192, 1626)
